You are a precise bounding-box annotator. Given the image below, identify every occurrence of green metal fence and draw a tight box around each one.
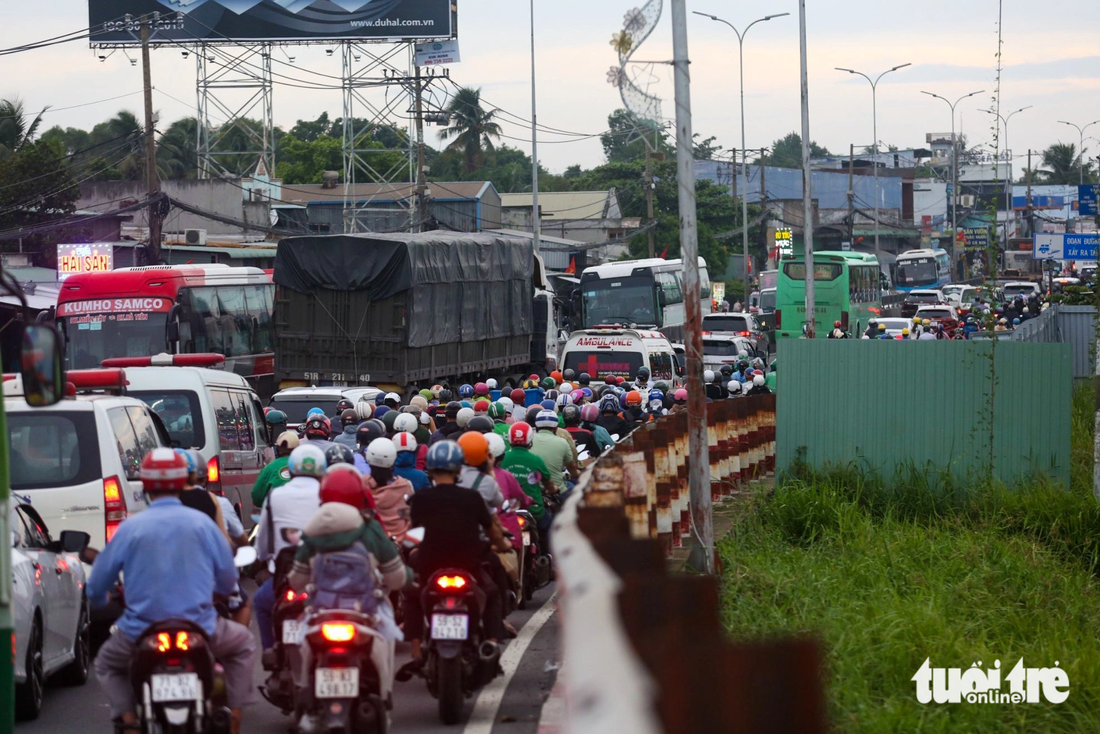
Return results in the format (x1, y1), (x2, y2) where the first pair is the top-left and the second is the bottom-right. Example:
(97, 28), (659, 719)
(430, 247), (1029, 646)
(776, 340), (1073, 487)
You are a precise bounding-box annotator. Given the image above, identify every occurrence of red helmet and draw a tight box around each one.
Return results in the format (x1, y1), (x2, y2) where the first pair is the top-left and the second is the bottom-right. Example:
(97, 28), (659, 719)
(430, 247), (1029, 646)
(473, 400), (489, 414)
(510, 388), (526, 406)
(509, 421), (534, 448)
(305, 415), (332, 440)
(141, 447), (190, 492)
(320, 470), (369, 511)
(834, 320), (842, 328)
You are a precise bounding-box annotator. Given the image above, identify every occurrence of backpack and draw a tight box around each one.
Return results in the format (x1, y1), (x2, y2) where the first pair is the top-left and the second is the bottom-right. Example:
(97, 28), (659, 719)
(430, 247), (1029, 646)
(309, 541), (380, 614)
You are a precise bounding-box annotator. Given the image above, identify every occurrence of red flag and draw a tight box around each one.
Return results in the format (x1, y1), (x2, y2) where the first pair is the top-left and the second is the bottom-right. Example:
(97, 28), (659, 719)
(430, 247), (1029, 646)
(658, 246), (670, 259)
(564, 257), (576, 275)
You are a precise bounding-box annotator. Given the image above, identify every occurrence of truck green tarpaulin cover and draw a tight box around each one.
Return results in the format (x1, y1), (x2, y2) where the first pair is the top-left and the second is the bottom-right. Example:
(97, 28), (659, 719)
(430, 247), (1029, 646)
(274, 232), (536, 349)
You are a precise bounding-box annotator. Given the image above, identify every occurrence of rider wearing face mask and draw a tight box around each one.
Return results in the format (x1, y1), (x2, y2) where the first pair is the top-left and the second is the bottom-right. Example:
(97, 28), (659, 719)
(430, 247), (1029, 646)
(362, 437), (413, 540)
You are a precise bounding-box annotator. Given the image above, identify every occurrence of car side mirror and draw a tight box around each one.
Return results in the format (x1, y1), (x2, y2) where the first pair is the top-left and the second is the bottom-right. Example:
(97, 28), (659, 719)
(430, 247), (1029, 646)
(59, 530), (91, 554)
(20, 323), (65, 407)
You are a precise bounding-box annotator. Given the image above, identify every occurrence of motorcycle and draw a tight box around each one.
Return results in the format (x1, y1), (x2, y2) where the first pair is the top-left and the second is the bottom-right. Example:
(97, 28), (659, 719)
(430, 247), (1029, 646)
(515, 509), (552, 610)
(294, 609), (388, 734)
(260, 547), (308, 714)
(420, 569), (502, 725)
(129, 546), (255, 734)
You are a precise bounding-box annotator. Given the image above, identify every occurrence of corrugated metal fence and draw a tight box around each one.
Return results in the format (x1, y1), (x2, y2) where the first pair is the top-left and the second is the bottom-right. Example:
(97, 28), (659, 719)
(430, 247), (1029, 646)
(1056, 306), (1096, 379)
(777, 340), (1072, 487)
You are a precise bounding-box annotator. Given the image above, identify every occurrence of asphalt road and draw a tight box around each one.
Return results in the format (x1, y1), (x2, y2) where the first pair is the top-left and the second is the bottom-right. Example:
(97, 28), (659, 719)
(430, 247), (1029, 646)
(17, 583), (560, 734)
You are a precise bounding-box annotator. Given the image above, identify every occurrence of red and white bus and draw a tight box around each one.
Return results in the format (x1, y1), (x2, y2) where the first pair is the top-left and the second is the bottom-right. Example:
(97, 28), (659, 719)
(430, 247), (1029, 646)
(55, 264), (276, 397)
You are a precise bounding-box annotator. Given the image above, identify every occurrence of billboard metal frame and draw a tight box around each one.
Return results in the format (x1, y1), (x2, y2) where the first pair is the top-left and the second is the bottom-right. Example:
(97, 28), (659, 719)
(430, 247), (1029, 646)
(195, 43), (275, 179)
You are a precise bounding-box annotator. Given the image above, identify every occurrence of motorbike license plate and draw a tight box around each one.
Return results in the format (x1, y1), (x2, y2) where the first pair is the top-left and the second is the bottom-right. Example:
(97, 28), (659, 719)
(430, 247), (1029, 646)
(314, 667), (359, 699)
(282, 619), (302, 644)
(431, 614), (469, 640)
(150, 672), (201, 702)
(522, 531), (531, 547)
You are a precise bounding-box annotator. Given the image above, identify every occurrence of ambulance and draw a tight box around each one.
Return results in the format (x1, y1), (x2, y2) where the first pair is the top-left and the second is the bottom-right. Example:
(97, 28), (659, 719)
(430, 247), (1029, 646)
(558, 327), (681, 387)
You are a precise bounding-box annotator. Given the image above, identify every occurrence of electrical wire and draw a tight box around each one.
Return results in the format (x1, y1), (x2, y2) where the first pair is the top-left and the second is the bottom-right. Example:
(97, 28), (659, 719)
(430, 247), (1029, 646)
(0, 133), (141, 192)
(0, 91), (144, 120)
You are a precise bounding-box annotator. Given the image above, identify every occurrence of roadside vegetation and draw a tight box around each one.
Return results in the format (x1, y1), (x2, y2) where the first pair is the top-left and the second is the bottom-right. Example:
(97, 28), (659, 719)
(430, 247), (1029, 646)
(719, 383), (1100, 731)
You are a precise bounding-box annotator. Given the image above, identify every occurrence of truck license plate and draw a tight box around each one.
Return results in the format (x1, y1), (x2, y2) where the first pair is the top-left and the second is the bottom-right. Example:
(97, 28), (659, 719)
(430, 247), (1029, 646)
(431, 614), (469, 640)
(282, 619), (301, 644)
(314, 667), (359, 699)
(151, 673), (201, 702)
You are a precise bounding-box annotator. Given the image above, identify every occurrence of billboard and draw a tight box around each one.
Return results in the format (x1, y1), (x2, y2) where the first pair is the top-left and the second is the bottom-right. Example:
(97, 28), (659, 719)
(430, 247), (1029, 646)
(89, 0), (453, 45)
(57, 243), (113, 282)
(1033, 233), (1098, 262)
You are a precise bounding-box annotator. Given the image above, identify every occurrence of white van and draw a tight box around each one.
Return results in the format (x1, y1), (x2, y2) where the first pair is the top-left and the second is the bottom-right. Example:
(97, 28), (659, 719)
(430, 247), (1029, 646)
(105, 353), (273, 523)
(559, 328), (681, 386)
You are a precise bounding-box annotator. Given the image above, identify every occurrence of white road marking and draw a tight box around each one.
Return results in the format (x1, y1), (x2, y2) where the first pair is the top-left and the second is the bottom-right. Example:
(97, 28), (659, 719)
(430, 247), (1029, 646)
(462, 592), (558, 734)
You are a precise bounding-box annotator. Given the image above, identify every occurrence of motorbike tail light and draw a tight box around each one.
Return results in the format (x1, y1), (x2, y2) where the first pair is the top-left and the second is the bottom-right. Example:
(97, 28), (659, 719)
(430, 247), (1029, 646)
(436, 575), (467, 590)
(103, 476), (127, 542)
(321, 623), (356, 643)
(517, 516), (527, 529)
(157, 632), (171, 653)
(285, 589), (308, 602)
(175, 632), (189, 651)
(207, 456), (221, 492)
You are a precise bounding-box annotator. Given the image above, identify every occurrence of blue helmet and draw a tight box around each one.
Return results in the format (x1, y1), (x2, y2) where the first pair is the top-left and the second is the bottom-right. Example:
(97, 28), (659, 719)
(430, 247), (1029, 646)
(426, 440), (465, 473)
(306, 407), (325, 419)
(647, 390), (665, 406)
(460, 400), (473, 409)
(458, 384), (474, 399)
(599, 394), (620, 413)
(375, 392), (386, 406)
(1012, 317), (1021, 325)
(174, 448), (202, 482)
(534, 410), (559, 430)
(540, 399), (556, 411)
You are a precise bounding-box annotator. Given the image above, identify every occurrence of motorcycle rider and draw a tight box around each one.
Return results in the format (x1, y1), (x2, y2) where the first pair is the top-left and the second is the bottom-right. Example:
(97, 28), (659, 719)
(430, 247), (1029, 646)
(302, 415), (336, 453)
(579, 403), (614, 453)
(828, 320), (847, 339)
(531, 409), (578, 496)
(89, 449), (256, 734)
(393, 431), (430, 492)
(501, 421), (556, 547)
(252, 430), (299, 513)
(704, 370), (723, 401)
(597, 393), (631, 438)
(561, 404), (599, 459)
(863, 319), (878, 339)
(746, 373), (771, 395)
(632, 366), (652, 400)
(364, 437), (413, 540)
(254, 444), (326, 653)
(429, 401), (464, 444)
(486, 432), (532, 551)
(333, 409), (360, 450)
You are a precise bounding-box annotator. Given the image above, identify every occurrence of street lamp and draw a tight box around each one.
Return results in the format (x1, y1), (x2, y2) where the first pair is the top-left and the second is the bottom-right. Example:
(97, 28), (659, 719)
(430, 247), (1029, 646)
(835, 63), (910, 262)
(981, 105), (1031, 247)
(530, 0), (541, 254)
(921, 89), (984, 275)
(1057, 119), (1100, 186)
(693, 9), (789, 306)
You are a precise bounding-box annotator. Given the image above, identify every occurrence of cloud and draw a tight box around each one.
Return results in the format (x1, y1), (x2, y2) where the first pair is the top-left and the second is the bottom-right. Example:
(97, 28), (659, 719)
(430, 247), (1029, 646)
(875, 57), (1100, 84)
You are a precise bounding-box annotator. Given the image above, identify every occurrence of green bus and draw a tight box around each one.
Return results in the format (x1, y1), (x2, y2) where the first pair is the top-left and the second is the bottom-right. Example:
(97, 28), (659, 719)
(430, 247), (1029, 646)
(775, 251), (883, 339)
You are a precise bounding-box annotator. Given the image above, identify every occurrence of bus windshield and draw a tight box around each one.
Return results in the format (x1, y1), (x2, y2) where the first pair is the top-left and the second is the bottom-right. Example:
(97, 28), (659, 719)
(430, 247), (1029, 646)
(179, 284), (275, 358)
(581, 277), (657, 327)
(782, 262), (842, 281)
(896, 258), (939, 287)
(61, 312), (169, 370)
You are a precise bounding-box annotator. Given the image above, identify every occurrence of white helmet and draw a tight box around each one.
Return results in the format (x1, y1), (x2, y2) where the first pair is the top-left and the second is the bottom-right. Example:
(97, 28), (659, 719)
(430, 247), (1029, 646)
(365, 437), (397, 468)
(384, 392), (401, 405)
(704, 369), (716, 383)
(486, 432), (507, 459)
(288, 444), (327, 478)
(752, 374), (765, 387)
(393, 431), (418, 453)
(410, 395), (429, 410)
(560, 382), (574, 394)
(498, 396), (514, 412)
(737, 351), (748, 360)
(393, 412), (418, 434)
(728, 380), (742, 394)
(456, 407), (476, 428)
(419, 411), (432, 426)
(486, 378), (498, 390)
(356, 400), (373, 421)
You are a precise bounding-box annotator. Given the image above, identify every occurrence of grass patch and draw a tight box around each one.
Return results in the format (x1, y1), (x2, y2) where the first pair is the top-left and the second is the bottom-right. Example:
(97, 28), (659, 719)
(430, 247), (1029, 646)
(719, 383), (1100, 731)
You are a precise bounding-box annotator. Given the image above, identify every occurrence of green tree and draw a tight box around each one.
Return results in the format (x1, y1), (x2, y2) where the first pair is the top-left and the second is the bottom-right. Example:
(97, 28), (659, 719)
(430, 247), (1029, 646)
(86, 110), (146, 180)
(1039, 142), (1095, 184)
(0, 139), (80, 263)
(275, 134), (343, 184)
(39, 125), (91, 157)
(157, 117), (198, 179)
(439, 87), (502, 174)
(762, 132), (831, 168)
(693, 134), (723, 160)
(600, 109), (671, 163)
(0, 98), (47, 157)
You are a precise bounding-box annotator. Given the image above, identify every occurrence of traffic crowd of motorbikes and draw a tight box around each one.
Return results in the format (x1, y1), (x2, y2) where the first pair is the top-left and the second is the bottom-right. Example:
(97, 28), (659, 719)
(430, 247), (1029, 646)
(81, 364), (774, 733)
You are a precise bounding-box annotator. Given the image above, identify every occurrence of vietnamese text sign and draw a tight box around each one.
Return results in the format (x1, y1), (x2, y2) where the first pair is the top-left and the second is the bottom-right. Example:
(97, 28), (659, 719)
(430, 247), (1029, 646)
(57, 244), (113, 281)
(1033, 233), (1098, 262)
(962, 227), (990, 250)
(1081, 185), (1099, 217)
(89, 0), (453, 45)
(775, 227), (793, 258)
(415, 39), (459, 65)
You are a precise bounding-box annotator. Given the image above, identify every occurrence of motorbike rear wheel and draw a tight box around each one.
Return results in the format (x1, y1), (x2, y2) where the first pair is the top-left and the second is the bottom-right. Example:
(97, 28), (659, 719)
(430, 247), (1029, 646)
(437, 656), (464, 725)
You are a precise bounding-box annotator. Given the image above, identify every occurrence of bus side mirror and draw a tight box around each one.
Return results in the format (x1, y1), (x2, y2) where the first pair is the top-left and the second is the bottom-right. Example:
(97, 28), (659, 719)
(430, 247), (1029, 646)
(20, 324), (65, 408)
(657, 290), (668, 307)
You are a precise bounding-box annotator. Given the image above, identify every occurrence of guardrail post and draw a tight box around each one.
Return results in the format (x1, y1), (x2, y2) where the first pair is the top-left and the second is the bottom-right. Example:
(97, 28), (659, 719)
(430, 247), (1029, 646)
(652, 426), (674, 555)
(621, 449), (650, 540)
(707, 408), (721, 503)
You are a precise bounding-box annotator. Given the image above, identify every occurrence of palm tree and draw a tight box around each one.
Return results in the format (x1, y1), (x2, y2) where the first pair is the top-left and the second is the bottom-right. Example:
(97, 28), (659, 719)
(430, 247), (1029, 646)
(0, 98), (48, 158)
(157, 117), (199, 179)
(438, 87), (502, 174)
(1039, 142), (1084, 185)
(88, 110), (147, 180)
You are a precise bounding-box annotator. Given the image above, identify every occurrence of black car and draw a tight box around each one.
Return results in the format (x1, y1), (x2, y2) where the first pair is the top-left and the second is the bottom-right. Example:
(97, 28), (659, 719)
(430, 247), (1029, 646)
(900, 290), (944, 319)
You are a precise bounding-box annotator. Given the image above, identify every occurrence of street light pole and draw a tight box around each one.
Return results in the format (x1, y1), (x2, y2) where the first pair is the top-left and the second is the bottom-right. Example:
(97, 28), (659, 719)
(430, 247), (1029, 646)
(922, 89), (984, 277)
(529, 0), (541, 254)
(1057, 119), (1100, 186)
(694, 10), (789, 306)
(982, 105), (1031, 247)
(835, 63), (910, 262)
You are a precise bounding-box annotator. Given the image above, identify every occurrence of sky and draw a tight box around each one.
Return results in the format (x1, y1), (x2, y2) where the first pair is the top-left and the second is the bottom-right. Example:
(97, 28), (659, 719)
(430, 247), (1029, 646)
(3, 0), (1099, 176)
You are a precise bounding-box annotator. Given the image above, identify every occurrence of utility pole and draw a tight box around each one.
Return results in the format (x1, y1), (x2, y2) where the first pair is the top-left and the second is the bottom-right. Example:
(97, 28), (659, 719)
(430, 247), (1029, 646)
(847, 143), (855, 246)
(1026, 149), (1033, 238)
(759, 148), (768, 265)
(141, 18), (162, 263)
(529, 0), (541, 254)
(644, 139), (656, 257)
(414, 64), (428, 232)
(798, 0), (816, 338)
(671, 0), (712, 574)
(730, 148), (738, 276)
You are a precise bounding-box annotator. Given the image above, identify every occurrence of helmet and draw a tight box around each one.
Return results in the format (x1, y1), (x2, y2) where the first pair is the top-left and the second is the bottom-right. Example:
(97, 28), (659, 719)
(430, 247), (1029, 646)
(459, 384), (474, 399)
(704, 369), (715, 383)
(173, 448), (202, 484)
(510, 388), (526, 406)
(306, 407), (325, 419)
(467, 415), (495, 434)
(393, 431), (418, 453)
(878, 323), (886, 331)
(719, 365), (733, 378)
(393, 412), (418, 434)
(902, 328), (910, 336)
(384, 392), (401, 407)
(340, 409), (359, 427)
(673, 388), (688, 404)
(738, 360), (750, 372)
(525, 406), (542, 425)
(580, 387), (594, 401)
(320, 471), (367, 511)
(443, 401), (462, 419)
(625, 390), (642, 407)
(752, 358), (764, 370)
(486, 378), (498, 390)
(562, 404), (582, 426)
(410, 395), (429, 411)
(834, 320), (842, 328)
(913, 316), (921, 324)
(922, 319), (931, 326)
(439, 389), (454, 403)
(426, 441), (465, 473)
(545, 389), (560, 402)
(600, 394), (620, 413)
(457, 431), (490, 466)
(578, 372), (591, 386)
(1012, 317), (1021, 325)
(374, 392), (386, 406)
(498, 396), (514, 412)
(535, 410), (559, 430)
(288, 444), (327, 478)
(336, 399), (354, 414)
(305, 416), (332, 440)
(522, 377), (539, 389)
(540, 399), (556, 411)
(728, 380), (742, 394)
(324, 443), (355, 467)
(541, 377), (556, 390)
(752, 374), (765, 387)
(430, 385), (444, 399)
(453, 407), (475, 431)
(356, 400), (373, 421)
(636, 366), (650, 380)
(365, 437), (397, 469)
(488, 402), (508, 421)
(474, 382), (489, 396)
(473, 401), (490, 414)
(580, 404), (600, 423)
(648, 390), (665, 406)
(356, 420), (386, 448)
(143, 449), (190, 492)
(266, 408), (288, 428)
(509, 421), (535, 448)
(550, 370), (563, 383)
(562, 369), (575, 380)
(486, 432), (507, 459)
(556, 393), (574, 408)
(276, 430), (300, 454)
(869, 318), (878, 326)
(560, 382), (574, 394)
(380, 410), (399, 433)
(459, 400), (473, 410)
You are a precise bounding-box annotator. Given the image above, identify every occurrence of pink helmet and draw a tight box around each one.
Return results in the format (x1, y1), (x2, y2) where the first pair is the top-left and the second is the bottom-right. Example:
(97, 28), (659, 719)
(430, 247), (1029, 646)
(673, 388), (688, 403)
(474, 381), (489, 396)
(580, 404), (600, 423)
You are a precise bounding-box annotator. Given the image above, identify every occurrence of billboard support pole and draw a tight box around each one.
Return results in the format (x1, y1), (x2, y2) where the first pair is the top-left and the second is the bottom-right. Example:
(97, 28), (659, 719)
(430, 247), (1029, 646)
(141, 18), (162, 263)
(195, 43), (274, 180)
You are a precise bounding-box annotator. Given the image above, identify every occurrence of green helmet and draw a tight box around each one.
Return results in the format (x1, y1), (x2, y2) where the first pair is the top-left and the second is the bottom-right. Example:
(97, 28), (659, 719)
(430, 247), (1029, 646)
(653, 380), (670, 393)
(418, 388), (433, 401)
(541, 377), (556, 390)
(488, 402), (507, 420)
(380, 410), (399, 432)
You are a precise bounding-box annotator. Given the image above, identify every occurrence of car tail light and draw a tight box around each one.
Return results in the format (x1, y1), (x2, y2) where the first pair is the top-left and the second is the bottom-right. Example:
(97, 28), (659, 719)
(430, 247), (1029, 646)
(321, 623), (356, 643)
(436, 575), (467, 590)
(775, 310), (782, 328)
(104, 476), (127, 542)
(739, 331), (751, 337)
(207, 456), (221, 490)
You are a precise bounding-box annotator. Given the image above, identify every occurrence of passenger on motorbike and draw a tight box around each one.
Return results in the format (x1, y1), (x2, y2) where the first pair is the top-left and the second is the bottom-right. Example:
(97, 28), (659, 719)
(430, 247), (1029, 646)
(429, 401), (464, 445)
(393, 431), (430, 492)
(561, 404), (599, 459)
(252, 430), (298, 511)
(531, 410), (578, 496)
(333, 409), (360, 449)
(579, 404), (613, 453)
(364, 437), (413, 540)
(89, 449), (257, 734)
(486, 433), (531, 551)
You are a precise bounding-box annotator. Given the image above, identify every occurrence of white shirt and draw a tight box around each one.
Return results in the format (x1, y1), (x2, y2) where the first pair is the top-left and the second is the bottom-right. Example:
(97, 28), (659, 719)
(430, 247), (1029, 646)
(918, 331), (938, 341)
(255, 475), (321, 565)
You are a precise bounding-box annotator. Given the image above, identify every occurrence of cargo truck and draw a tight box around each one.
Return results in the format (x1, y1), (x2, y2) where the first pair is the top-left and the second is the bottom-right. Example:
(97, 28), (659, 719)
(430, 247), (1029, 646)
(272, 232), (559, 393)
